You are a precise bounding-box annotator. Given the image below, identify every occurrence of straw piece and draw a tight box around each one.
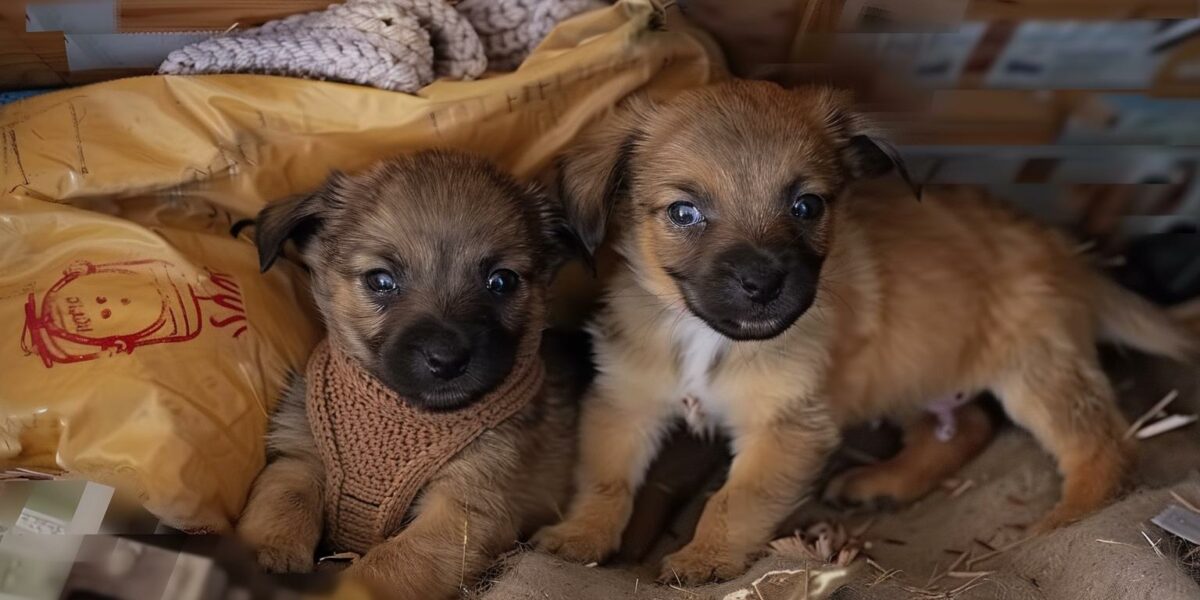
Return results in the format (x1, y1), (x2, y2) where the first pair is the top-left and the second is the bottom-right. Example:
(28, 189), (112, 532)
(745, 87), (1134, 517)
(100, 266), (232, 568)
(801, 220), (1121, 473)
(949, 479), (975, 499)
(928, 549), (971, 587)
(1135, 414), (1198, 440)
(1170, 491), (1200, 514)
(967, 535), (1032, 569)
(1141, 530), (1166, 558)
(1125, 390), (1179, 439)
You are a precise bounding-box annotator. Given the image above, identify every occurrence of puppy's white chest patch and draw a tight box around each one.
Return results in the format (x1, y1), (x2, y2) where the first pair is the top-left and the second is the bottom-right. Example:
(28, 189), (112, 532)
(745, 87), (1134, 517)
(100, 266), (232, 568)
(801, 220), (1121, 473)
(672, 314), (732, 435)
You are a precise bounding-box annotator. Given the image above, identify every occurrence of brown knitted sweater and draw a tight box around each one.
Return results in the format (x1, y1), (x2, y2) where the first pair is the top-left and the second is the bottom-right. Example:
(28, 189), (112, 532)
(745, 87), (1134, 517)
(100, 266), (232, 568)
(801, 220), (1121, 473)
(306, 330), (544, 554)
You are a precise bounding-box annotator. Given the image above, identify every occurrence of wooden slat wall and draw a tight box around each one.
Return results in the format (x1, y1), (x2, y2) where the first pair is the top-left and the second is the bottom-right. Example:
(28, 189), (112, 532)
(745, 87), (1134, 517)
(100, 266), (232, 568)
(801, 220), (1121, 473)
(118, 0), (329, 32)
(967, 0), (1197, 19)
(0, 40), (62, 89)
(0, 2), (26, 29)
(0, 16), (67, 89)
(0, 0), (1196, 146)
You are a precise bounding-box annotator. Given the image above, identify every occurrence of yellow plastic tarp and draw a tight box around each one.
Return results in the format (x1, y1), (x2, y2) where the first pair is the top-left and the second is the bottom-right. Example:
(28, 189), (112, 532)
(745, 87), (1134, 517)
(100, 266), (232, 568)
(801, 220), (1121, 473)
(0, 0), (724, 532)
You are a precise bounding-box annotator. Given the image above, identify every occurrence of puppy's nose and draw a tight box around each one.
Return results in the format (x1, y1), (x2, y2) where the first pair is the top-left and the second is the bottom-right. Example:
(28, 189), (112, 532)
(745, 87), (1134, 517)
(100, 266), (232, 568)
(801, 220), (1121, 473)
(424, 342), (471, 380)
(738, 268), (785, 304)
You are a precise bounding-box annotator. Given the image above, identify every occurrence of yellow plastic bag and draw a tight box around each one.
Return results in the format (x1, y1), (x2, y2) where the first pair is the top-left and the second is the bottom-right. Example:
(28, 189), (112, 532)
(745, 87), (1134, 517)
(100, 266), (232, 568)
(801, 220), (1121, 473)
(0, 0), (723, 532)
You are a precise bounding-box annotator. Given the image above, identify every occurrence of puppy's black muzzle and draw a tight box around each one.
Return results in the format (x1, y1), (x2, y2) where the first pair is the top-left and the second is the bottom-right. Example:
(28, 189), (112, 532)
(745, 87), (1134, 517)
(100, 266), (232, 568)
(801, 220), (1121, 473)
(722, 246), (787, 305)
(683, 243), (822, 341)
(377, 317), (517, 411)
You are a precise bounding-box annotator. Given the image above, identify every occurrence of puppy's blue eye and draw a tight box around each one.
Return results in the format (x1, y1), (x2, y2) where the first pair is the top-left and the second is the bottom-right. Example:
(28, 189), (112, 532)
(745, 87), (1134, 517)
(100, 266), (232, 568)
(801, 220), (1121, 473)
(486, 269), (519, 295)
(667, 201), (703, 227)
(364, 269), (397, 293)
(790, 193), (825, 220)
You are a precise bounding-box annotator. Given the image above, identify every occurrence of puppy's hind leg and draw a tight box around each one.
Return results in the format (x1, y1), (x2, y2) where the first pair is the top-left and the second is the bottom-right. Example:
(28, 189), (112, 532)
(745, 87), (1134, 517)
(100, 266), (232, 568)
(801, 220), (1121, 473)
(995, 350), (1133, 532)
(236, 377), (325, 573)
(823, 402), (996, 509)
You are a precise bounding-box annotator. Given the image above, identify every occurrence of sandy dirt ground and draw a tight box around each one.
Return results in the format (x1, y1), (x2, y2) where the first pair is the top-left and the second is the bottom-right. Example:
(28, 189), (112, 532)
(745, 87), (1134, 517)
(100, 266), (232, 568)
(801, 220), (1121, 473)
(477, 351), (1200, 600)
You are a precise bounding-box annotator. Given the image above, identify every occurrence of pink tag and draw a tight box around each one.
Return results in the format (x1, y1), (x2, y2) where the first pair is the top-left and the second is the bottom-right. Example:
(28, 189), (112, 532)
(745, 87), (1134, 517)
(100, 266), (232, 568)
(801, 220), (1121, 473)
(926, 392), (971, 442)
(682, 396), (708, 436)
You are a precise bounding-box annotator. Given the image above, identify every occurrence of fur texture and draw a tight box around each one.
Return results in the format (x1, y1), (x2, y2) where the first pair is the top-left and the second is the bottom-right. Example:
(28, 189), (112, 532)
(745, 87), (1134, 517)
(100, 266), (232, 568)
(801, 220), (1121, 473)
(235, 151), (581, 599)
(533, 80), (1197, 585)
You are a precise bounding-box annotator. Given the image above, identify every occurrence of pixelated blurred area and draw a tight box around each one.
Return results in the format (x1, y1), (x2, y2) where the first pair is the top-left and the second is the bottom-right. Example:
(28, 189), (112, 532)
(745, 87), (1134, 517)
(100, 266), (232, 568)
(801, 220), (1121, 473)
(677, 0), (1200, 307)
(0, 479), (366, 599)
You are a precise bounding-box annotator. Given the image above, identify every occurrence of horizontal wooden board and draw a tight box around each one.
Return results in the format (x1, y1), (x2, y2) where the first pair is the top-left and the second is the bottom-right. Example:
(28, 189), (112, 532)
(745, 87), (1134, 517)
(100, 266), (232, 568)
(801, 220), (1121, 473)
(118, 0), (330, 32)
(0, 16), (67, 90)
(968, 0), (1197, 19)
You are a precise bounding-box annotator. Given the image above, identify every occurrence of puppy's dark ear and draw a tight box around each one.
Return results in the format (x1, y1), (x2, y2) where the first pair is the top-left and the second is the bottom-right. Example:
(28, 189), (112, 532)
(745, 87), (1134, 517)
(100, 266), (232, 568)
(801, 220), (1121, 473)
(557, 96), (655, 260)
(254, 172), (346, 272)
(845, 135), (920, 200)
(816, 88), (921, 199)
(526, 183), (590, 276)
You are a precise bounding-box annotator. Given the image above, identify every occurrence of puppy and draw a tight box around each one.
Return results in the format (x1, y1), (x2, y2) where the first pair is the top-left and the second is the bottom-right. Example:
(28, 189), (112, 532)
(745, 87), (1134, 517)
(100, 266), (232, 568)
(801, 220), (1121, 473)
(533, 80), (1196, 584)
(235, 151), (580, 599)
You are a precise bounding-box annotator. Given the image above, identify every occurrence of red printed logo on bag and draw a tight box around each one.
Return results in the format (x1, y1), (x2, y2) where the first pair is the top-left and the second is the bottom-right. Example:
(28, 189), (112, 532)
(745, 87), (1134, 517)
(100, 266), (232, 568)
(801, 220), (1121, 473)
(20, 259), (248, 367)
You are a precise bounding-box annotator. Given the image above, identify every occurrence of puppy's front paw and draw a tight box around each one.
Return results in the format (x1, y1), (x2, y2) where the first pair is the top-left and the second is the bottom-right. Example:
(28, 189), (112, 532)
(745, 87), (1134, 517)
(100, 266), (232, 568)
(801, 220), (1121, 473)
(821, 465), (906, 511)
(253, 541), (315, 574)
(236, 513), (316, 573)
(342, 539), (453, 600)
(236, 532), (314, 573)
(532, 520), (620, 564)
(658, 543), (750, 586)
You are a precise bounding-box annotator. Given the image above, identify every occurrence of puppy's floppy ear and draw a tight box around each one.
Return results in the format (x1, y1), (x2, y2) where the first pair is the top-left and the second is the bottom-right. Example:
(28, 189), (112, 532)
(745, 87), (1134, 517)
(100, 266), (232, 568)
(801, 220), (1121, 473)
(816, 88), (921, 200)
(844, 135), (920, 200)
(254, 172), (347, 272)
(525, 182), (590, 277)
(556, 96), (655, 261)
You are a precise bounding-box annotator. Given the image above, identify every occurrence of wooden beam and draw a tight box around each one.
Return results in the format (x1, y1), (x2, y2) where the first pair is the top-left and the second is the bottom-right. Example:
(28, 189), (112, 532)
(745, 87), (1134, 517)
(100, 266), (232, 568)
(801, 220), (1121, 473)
(0, 16), (66, 90)
(967, 0), (1197, 19)
(118, 0), (329, 32)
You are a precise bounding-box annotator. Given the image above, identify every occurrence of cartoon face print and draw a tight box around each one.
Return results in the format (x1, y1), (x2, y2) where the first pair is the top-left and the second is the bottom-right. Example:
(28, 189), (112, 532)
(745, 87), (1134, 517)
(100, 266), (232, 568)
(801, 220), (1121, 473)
(54, 276), (178, 340)
(20, 259), (247, 367)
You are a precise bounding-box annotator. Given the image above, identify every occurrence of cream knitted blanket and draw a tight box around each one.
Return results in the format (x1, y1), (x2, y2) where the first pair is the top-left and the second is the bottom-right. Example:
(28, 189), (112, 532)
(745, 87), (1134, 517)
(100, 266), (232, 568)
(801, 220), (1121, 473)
(159, 0), (604, 92)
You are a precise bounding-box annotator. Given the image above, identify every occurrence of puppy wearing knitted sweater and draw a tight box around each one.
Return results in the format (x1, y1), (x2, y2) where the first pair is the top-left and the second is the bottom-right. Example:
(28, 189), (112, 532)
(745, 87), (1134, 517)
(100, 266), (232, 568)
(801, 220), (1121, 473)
(235, 151), (585, 599)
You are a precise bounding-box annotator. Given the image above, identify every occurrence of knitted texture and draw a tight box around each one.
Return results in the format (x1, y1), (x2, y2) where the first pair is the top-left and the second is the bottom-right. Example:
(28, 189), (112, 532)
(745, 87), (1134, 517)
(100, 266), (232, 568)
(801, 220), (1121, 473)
(306, 328), (545, 554)
(457, 0), (605, 71)
(159, 0), (483, 91)
(158, 0), (603, 92)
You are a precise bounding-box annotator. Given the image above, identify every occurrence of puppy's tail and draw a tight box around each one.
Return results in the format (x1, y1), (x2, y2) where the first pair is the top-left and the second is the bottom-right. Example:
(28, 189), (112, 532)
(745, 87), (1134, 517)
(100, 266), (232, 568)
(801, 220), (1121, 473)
(1092, 275), (1198, 362)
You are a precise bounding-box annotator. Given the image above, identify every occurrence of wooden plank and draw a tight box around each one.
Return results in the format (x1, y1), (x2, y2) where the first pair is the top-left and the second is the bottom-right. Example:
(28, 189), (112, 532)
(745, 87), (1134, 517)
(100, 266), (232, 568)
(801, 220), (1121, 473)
(823, 0), (1195, 22)
(968, 0), (1197, 19)
(794, 0), (845, 35)
(874, 89), (1065, 145)
(0, 42), (64, 90)
(679, 0), (804, 77)
(0, 16), (66, 90)
(117, 0), (329, 32)
(0, 2), (26, 32)
(19, 32), (68, 73)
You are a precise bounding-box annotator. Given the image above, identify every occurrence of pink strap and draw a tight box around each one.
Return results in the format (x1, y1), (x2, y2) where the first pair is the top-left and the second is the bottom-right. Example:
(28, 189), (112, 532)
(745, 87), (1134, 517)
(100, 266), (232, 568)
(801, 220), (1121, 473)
(925, 392), (971, 442)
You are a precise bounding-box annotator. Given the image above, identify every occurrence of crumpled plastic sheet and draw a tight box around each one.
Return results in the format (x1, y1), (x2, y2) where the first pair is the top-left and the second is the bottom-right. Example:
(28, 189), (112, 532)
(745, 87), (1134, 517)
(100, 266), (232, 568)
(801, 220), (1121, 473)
(0, 0), (725, 533)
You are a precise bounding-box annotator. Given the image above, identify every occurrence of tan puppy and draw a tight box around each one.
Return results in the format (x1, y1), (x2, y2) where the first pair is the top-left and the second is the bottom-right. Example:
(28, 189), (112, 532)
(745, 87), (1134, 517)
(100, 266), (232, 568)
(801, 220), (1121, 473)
(235, 151), (582, 599)
(533, 81), (1196, 584)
